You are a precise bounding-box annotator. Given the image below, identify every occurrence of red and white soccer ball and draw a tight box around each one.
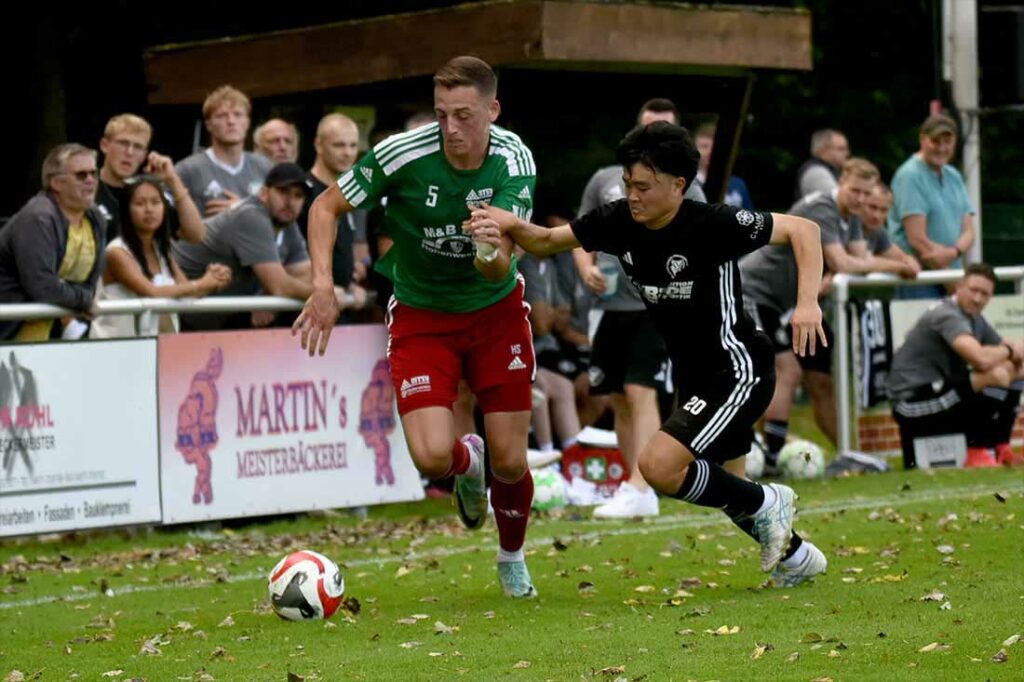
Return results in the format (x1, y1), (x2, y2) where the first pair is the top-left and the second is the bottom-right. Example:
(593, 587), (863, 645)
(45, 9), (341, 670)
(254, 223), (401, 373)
(267, 550), (345, 621)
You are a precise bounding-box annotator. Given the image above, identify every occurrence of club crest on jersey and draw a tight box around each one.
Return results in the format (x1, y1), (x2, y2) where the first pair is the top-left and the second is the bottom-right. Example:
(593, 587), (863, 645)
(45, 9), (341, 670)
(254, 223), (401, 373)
(666, 255), (688, 278)
(465, 188), (493, 205)
(738, 209), (766, 239)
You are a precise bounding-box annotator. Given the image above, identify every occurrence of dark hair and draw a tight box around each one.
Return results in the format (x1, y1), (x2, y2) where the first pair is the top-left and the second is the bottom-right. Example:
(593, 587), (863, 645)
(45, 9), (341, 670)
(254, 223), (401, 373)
(637, 98), (679, 124)
(120, 177), (173, 280)
(615, 122), (700, 190)
(964, 262), (996, 286)
(434, 56), (497, 98)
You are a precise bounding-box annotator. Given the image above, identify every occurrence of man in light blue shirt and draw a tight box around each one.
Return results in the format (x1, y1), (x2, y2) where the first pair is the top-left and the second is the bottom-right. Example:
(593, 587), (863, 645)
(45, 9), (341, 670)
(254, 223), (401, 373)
(887, 114), (974, 274)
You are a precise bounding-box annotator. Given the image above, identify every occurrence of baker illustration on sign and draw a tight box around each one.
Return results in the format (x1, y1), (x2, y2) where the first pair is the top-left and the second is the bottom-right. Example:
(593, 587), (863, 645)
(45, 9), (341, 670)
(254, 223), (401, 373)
(176, 348), (223, 504)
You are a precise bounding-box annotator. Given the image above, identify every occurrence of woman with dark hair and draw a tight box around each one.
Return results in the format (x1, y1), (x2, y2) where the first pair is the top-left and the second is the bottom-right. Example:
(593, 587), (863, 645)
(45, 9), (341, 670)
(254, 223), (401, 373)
(90, 177), (230, 338)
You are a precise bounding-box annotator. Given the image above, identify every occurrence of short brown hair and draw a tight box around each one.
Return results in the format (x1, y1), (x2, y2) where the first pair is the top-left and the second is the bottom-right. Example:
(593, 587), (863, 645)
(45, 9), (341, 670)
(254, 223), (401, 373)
(434, 56), (497, 98)
(103, 113), (152, 142)
(638, 98), (679, 125)
(964, 262), (996, 286)
(840, 157), (880, 182)
(41, 143), (96, 191)
(202, 85), (252, 120)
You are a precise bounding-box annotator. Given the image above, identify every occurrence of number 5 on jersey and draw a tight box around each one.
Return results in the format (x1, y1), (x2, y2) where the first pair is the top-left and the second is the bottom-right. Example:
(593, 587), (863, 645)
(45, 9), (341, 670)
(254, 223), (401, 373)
(426, 185), (439, 207)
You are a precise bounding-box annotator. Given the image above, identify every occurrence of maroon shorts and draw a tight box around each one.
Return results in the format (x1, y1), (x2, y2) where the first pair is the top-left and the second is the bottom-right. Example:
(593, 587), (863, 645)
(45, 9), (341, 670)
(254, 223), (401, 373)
(386, 279), (535, 416)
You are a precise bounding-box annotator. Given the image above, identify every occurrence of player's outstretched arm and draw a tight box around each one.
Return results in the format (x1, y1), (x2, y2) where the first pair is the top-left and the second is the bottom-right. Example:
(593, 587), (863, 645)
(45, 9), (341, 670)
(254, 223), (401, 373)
(770, 213), (827, 357)
(293, 186), (353, 357)
(466, 206), (579, 257)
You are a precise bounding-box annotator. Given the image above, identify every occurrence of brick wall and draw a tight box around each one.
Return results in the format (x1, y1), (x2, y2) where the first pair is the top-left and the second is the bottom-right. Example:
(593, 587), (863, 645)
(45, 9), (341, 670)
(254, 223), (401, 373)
(858, 411), (1024, 455)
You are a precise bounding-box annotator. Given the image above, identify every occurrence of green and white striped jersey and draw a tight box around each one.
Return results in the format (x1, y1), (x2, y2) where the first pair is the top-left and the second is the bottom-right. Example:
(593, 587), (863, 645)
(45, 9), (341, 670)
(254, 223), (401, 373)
(338, 122), (535, 312)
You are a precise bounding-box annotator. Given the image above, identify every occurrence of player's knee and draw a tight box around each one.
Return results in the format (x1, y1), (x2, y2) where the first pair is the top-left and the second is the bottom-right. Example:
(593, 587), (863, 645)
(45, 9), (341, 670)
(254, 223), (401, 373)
(406, 438), (452, 479)
(490, 451), (526, 483)
(638, 448), (668, 489)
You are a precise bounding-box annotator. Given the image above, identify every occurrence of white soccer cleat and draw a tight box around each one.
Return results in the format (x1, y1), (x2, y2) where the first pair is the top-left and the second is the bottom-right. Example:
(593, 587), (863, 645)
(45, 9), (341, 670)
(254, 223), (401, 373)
(498, 560), (537, 599)
(751, 483), (796, 572)
(593, 482), (659, 519)
(768, 541), (827, 587)
(454, 434), (487, 530)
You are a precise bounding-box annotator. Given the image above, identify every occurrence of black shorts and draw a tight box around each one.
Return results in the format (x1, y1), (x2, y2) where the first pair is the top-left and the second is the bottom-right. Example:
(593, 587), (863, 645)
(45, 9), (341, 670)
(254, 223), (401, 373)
(588, 310), (668, 395)
(661, 355), (776, 464)
(747, 302), (833, 374)
(536, 342), (589, 381)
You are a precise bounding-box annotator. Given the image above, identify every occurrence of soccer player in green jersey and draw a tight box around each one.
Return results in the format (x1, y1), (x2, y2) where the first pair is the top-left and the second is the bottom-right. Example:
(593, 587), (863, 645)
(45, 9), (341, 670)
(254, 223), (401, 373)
(294, 56), (539, 598)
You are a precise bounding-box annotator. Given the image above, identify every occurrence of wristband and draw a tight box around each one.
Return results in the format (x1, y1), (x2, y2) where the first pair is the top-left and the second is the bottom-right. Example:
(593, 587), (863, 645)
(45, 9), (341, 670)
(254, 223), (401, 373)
(475, 241), (499, 263)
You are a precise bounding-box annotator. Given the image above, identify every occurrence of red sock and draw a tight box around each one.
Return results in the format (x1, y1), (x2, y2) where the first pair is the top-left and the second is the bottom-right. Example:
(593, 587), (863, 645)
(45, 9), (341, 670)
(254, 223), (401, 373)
(490, 469), (534, 552)
(444, 440), (470, 479)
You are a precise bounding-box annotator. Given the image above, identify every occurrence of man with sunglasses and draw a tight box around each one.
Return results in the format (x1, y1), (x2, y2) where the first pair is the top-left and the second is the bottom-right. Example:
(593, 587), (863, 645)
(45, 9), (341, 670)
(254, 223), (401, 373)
(97, 114), (206, 244)
(0, 143), (106, 340)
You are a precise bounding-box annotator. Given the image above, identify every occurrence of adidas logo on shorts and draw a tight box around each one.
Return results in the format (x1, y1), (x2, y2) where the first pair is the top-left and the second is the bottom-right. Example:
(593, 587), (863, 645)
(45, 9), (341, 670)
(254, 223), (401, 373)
(508, 356), (527, 371)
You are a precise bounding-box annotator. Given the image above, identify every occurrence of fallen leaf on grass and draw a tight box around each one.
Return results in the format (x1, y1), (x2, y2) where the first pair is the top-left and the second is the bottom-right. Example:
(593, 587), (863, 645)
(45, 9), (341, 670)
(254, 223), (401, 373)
(418, 596), (439, 603)
(991, 649), (1009, 663)
(750, 643), (774, 660)
(595, 665), (625, 676)
(395, 565), (414, 578)
(1003, 634), (1021, 647)
(827, 649), (842, 658)
(935, 545), (955, 555)
(174, 621), (194, 632)
(918, 642), (950, 653)
(210, 647), (227, 659)
(483, 611), (495, 619)
(428, 652), (444, 657)
(399, 641), (421, 649)
(512, 660), (531, 669)
(217, 616), (234, 628)
(101, 672), (123, 679)
(810, 677), (834, 682)
(707, 625), (740, 636)
(920, 590), (946, 602)
(802, 633), (823, 643)
(139, 635), (164, 656)
(553, 539), (569, 552)
(434, 621), (458, 635)
(396, 618), (419, 625)
(994, 491), (1008, 503)
(634, 585), (656, 593)
(5, 673), (26, 682)
(287, 673), (305, 682)
(786, 652), (800, 663)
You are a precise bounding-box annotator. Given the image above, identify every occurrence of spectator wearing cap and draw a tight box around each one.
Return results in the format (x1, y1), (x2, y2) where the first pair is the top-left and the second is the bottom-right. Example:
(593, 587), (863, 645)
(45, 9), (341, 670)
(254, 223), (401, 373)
(887, 113), (974, 298)
(0, 143), (106, 340)
(173, 162), (348, 330)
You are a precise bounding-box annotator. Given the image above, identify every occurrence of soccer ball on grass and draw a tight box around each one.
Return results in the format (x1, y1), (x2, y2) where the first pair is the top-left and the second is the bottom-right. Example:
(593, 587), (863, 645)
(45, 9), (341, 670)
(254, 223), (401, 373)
(778, 439), (826, 480)
(268, 550), (344, 621)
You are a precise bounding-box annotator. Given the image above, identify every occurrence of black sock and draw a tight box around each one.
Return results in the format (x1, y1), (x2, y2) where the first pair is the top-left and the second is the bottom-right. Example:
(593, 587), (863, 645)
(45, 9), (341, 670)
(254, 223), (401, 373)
(724, 508), (804, 559)
(764, 420), (788, 463)
(674, 460), (765, 516)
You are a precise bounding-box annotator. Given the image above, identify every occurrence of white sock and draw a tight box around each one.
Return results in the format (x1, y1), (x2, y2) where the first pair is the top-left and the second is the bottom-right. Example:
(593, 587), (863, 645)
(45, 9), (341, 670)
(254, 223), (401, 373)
(782, 541), (810, 568)
(464, 448), (482, 479)
(755, 484), (777, 515)
(498, 548), (525, 563)
(561, 435), (578, 449)
(538, 442), (554, 452)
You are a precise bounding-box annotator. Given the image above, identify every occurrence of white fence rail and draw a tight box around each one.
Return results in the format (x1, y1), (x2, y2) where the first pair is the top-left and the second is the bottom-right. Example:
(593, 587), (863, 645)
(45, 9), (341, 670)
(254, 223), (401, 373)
(831, 266), (1024, 456)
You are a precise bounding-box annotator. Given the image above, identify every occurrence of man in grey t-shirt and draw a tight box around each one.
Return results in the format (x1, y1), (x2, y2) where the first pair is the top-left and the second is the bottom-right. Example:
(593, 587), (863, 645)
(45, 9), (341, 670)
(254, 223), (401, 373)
(572, 98), (707, 519)
(175, 86), (272, 218)
(741, 158), (915, 467)
(174, 163), (347, 330)
(887, 263), (1024, 468)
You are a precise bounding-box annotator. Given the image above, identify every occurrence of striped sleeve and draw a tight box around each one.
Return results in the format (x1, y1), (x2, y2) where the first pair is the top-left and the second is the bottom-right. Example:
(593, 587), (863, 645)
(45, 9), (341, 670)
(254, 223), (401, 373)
(337, 124), (442, 208)
(488, 127), (536, 223)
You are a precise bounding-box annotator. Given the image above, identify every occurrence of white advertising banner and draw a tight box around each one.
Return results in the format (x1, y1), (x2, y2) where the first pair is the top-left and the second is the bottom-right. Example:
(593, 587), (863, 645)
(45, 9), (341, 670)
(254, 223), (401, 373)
(158, 326), (423, 524)
(0, 339), (162, 537)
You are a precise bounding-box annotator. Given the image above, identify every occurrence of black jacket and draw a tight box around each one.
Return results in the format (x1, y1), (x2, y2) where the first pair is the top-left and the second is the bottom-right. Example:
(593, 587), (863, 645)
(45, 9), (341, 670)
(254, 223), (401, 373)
(0, 192), (107, 339)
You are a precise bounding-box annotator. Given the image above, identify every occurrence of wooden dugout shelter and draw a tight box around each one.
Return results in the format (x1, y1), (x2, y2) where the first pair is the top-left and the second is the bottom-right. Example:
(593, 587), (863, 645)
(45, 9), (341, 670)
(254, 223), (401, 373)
(143, 0), (811, 202)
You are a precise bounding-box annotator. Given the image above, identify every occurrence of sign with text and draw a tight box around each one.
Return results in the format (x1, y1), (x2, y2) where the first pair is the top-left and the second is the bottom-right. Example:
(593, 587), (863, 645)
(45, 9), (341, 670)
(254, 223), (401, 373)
(158, 327), (423, 523)
(0, 340), (161, 537)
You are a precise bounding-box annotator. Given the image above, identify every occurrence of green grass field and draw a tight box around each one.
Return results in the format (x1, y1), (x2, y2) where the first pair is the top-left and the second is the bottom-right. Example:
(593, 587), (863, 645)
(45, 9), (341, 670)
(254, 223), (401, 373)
(2, 466), (1022, 681)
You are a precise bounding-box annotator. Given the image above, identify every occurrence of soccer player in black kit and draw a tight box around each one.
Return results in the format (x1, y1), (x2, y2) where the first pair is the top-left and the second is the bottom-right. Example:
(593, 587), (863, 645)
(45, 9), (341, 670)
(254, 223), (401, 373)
(467, 122), (829, 586)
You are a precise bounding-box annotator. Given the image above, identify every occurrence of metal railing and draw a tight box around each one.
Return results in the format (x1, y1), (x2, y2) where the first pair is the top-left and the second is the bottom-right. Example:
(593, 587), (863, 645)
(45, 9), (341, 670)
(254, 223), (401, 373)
(0, 293), (370, 336)
(831, 266), (1024, 456)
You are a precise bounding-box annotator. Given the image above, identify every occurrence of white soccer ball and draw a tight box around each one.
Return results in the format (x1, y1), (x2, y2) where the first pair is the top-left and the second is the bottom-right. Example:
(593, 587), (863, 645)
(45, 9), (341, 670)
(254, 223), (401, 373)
(744, 437), (767, 479)
(778, 440), (826, 480)
(268, 550), (345, 621)
(532, 467), (568, 511)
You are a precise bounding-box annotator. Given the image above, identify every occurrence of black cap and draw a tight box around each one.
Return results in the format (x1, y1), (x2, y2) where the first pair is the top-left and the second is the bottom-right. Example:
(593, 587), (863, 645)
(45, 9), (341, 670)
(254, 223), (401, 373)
(264, 162), (308, 189)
